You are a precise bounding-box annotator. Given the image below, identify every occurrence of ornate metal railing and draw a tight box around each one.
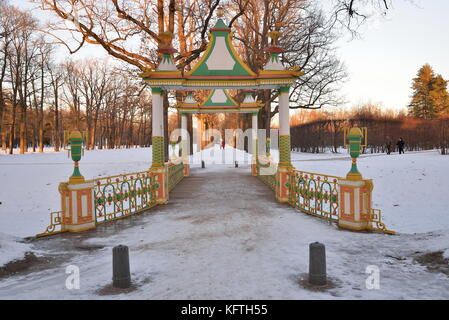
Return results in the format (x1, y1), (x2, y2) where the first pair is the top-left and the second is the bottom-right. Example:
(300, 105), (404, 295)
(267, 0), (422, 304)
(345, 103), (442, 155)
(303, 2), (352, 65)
(258, 173), (276, 191)
(370, 208), (395, 234)
(36, 211), (63, 237)
(168, 162), (184, 191)
(288, 170), (340, 222)
(93, 170), (157, 224)
(256, 156), (277, 191)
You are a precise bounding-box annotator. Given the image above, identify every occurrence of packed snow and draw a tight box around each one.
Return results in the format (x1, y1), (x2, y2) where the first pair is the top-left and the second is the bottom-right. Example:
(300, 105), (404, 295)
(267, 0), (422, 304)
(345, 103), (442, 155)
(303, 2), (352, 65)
(0, 233), (32, 266)
(0, 144), (448, 299)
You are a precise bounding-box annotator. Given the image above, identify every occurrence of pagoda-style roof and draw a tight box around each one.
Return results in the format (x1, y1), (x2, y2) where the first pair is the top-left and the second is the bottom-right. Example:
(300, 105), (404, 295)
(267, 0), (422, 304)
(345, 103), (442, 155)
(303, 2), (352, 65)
(177, 90), (262, 114)
(141, 12), (302, 90)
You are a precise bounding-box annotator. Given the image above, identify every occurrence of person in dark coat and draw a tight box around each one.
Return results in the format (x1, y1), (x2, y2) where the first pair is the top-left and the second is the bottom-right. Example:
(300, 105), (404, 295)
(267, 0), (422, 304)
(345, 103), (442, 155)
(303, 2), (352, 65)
(396, 137), (405, 154)
(385, 137), (392, 155)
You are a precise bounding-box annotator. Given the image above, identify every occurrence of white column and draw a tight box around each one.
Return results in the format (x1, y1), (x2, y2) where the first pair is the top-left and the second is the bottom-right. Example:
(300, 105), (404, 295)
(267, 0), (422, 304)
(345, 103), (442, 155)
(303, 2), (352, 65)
(252, 112), (258, 157)
(279, 87), (290, 136)
(278, 86), (291, 167)
(152, 89), (164, 136)
(181, 113), (188, 159)
(151, 88), (164, 168)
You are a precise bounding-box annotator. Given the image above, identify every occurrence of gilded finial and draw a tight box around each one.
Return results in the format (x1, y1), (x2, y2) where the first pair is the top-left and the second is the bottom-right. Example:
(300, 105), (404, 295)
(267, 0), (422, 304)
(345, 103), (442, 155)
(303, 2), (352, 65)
(159, 31), (174, 46)
(217, 6), (224, 18)
(268, 30), (282, 45)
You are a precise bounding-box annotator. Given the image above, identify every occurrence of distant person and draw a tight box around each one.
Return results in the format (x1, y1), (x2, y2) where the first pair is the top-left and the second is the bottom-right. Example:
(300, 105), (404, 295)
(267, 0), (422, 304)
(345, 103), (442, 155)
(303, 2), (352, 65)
(221, 139), (225, 149)
(396, 137), (405, 154)
(385, 138), (392, 155)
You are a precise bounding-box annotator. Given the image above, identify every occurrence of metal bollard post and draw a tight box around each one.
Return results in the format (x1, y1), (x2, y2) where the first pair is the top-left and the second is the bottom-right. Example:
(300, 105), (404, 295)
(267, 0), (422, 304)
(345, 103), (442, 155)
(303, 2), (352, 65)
(201, 160), (205, 168)
(113, 245), (131, 288)
(235, 161), (238, 168)
(309, 242), (326, 286)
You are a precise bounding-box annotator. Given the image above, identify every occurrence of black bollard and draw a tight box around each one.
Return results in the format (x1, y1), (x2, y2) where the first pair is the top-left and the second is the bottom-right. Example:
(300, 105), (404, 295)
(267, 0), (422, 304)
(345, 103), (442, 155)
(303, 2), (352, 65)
(113, 245), (131, 288)
(308, 242), (326, 286)
(201, 160), (205, 168)
(235, 161), (238, 168)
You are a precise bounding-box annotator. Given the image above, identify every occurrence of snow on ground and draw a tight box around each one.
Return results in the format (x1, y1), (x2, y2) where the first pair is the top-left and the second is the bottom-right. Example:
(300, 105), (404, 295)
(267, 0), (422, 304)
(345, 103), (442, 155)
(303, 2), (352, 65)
(0, 147), (153, 238)
(290, 149), (449, 234)
(0, 145), (449, 299)
(0, 233), (32, 266)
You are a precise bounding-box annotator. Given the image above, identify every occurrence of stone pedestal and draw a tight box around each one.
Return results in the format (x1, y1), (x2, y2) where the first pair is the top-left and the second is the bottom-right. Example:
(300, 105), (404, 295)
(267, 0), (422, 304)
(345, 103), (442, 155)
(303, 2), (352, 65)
(276, 166), (291, 203)
(59, 180), (96, 232)
(251, 160), (258, 176)
(183, 162), (190, 177)
(151, 165), (169, 204)
(338, 178), (373, 231)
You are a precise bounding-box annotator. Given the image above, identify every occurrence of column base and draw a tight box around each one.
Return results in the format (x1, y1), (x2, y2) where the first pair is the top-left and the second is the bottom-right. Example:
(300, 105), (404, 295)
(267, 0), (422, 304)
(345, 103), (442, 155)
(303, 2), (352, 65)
(338, 178), (373, 231)
(338, 219), (370, 231)
(276, 166), (292, 203)
(251, 159), (258, 176)
(183, 161), (190, 177)
(60, 180), (96, 232)
(151, 165), (169, 204)
(63, 221), (96, 233)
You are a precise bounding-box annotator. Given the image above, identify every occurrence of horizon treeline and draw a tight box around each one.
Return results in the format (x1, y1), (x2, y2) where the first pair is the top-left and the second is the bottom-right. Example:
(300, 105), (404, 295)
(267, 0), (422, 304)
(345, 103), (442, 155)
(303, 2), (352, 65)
(290, 104), (449, 154)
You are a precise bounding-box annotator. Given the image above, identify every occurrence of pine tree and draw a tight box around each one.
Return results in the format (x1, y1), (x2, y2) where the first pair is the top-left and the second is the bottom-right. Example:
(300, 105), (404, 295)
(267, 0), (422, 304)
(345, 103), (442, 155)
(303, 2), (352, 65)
(408, 64), (449, 119)
(430, 74), (449, 115)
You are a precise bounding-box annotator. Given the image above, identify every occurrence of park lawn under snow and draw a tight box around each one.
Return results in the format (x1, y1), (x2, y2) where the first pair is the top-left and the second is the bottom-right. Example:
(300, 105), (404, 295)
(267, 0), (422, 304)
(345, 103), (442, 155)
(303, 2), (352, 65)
(1, 145), (448, 253)
(0, 144), (448, 300)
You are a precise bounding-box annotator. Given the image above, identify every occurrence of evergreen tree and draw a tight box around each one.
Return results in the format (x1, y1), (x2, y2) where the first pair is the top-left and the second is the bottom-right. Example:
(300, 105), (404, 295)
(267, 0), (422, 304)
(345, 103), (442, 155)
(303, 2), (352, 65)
(408, 64), (449, 119)
(430, 74), (449, 115)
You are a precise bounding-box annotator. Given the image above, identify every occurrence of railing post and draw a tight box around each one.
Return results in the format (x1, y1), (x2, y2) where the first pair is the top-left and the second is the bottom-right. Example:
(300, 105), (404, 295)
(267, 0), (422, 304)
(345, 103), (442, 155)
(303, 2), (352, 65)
(59, 131), (96, 232)
(150, 162), (169, 204)
(338, 127), (373, 231)
(59, 181), (96, 232)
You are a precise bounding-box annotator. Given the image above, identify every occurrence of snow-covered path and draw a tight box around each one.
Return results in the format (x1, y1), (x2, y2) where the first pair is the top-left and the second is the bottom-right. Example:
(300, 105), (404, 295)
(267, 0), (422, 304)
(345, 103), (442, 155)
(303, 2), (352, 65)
(1, 164), (448, 299)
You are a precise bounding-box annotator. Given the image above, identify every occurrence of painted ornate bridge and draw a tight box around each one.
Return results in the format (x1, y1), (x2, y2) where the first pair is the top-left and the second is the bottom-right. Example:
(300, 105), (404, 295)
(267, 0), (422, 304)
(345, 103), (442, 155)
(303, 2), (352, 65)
(38, 9), (393, 237)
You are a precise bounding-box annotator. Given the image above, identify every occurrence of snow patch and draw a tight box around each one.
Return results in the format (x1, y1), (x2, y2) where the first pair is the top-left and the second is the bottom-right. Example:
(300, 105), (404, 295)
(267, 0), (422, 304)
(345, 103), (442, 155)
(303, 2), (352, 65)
(0, 233), (32, 267)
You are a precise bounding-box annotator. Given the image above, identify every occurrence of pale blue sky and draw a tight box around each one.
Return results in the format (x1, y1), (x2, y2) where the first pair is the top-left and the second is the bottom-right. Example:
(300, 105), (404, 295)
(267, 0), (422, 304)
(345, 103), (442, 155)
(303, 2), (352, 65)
(334, 0), (449, 110)
(12, 0), (449, 112)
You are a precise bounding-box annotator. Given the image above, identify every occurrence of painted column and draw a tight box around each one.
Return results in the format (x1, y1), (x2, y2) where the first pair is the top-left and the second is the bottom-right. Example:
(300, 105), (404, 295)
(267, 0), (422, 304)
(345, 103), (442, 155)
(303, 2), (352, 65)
(251, 112), (258, 176)
(181, 112), (190, 176)
(59, 131), (95, 232)
(338, 127), (373, 231)
(276, 86), (292, 203)
(59, 180), (96, 232)
(151, 87), (169, 204)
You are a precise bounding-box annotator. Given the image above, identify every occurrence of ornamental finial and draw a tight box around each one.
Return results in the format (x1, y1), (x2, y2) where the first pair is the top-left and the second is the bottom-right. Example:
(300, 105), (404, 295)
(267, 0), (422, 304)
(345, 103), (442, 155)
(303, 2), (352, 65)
(159, 32), (174, 46)
(268, 31), (282, 45)
(217, 6), (224, 18)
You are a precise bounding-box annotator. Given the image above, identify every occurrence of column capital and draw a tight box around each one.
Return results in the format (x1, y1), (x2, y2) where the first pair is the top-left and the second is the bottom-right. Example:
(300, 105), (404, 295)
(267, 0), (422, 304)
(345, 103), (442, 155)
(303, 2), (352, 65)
(151, 87), (164, 95)
(279, 86), (290, 94)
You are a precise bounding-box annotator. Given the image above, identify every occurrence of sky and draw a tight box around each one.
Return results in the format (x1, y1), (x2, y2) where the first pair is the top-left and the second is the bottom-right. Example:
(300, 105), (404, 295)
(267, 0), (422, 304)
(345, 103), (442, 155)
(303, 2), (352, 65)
(12, 0), (449, 112)
(333, 0), (449, 111)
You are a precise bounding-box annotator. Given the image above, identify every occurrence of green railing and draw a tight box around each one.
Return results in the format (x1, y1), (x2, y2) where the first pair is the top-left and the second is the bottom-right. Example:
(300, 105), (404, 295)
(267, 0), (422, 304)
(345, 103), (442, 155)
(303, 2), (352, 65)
(258, 173), (276, 191)
(168, 162), (184, 191)
(288, 170), (340, 222)
(256, 156), (277, 191)
(93, 170), (158, 224)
